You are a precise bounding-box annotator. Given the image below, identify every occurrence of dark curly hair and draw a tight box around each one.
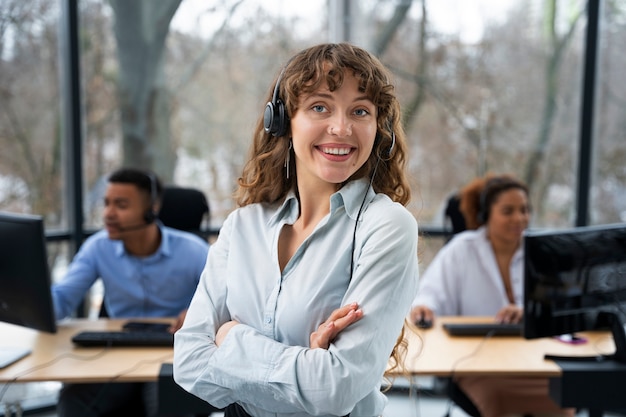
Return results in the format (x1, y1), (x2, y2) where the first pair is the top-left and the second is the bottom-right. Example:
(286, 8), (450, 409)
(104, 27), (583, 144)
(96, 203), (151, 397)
(459, 173), (529, 230)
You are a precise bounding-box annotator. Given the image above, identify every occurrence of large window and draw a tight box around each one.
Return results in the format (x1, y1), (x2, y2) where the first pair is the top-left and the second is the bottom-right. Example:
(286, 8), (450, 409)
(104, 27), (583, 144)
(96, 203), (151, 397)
(592, 1), (626, 225)
(0, 0), (623, 265)
(0, 1), (65, 226)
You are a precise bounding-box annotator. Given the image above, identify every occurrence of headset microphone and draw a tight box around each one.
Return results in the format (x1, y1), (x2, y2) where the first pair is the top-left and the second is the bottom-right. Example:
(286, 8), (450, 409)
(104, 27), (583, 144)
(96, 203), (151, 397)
(387, 132), (396, 157)
(117, 220), (154, 233)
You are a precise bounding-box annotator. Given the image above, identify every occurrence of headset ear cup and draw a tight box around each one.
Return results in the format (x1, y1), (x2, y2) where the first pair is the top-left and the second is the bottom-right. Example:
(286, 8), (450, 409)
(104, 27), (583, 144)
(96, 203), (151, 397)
(263, 101), (275, 134)
(477, 209), (486, 225)
(274, 99), (287, 137)
(144, 210), (156, 224)
(264, 100), (287, 137)
(144, 173), (158, 225)
(477, 188), (488, 224)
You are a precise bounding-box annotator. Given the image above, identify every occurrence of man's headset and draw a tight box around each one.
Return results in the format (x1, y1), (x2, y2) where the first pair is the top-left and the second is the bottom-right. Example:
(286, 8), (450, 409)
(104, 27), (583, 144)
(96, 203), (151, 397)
(143, 173), (158, 224)
(118, 173), (158, 232)
(263, 64), (396, 158)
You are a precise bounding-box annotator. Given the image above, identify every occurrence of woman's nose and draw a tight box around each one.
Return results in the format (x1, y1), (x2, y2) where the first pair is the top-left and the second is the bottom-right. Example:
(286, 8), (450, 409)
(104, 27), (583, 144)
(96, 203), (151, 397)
(515, 209), (529, 223)
(327, 115), (352, 137)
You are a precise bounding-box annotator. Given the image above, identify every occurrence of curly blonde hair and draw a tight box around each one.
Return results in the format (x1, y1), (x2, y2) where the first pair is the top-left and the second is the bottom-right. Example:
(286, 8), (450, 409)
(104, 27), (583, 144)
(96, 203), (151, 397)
(235, 42), (411, 207)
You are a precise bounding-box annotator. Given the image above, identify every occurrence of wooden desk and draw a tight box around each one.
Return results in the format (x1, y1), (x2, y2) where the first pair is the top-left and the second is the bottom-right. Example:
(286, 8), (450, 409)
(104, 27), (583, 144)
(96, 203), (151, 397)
(395, 316), (616, 377)
(3, 316), (613, 382)
(2, 316), (619, 415)
(0, 319), (173, 383)
(393, 316), (622, 416)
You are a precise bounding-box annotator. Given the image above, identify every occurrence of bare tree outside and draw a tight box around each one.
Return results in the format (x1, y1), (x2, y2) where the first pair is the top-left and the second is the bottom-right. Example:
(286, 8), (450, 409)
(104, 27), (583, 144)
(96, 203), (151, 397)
(0, 0), (62, 222)
(1, 0), (625, 233)
(108, 0), (182, 182)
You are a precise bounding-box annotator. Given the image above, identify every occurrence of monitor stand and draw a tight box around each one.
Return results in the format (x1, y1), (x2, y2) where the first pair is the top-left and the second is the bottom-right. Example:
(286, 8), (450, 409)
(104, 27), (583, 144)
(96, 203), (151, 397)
(0, 347), (31, 369)
(545, 311), (626, 363)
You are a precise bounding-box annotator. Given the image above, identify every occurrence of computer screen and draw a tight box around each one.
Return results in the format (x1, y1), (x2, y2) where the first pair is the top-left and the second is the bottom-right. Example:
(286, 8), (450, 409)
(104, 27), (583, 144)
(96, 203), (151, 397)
(523, 223), (626, 361)
(0, 211), (56, 333)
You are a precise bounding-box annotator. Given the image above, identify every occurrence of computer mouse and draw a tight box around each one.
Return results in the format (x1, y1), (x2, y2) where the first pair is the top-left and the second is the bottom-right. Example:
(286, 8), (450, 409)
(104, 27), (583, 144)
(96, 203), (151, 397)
(416, 318), (433, 329)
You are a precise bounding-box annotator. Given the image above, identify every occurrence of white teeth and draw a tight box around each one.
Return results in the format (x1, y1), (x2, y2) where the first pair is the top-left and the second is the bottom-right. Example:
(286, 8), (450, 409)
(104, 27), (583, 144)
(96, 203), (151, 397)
(322, 147), (350, 155)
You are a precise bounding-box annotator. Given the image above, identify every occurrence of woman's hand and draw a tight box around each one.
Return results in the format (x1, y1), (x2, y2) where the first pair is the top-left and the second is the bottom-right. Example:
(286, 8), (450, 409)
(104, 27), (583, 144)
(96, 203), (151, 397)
(216, 320), (240, 347)
(495, 304), (523, 324)
(169, 309), (188, 333)
(409, 305), (434, 326)
(309, 302), (363, 349)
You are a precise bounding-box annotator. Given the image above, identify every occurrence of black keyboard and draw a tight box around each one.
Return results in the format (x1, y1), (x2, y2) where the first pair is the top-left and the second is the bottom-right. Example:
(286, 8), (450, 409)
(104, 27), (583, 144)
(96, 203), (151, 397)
(71, 330), (174, 347)
(443, 322), (523, 337)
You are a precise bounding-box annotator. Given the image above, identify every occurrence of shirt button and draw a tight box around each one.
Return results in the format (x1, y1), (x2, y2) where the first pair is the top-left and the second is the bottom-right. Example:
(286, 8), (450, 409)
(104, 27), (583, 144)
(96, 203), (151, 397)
(265, 316), (272, 324)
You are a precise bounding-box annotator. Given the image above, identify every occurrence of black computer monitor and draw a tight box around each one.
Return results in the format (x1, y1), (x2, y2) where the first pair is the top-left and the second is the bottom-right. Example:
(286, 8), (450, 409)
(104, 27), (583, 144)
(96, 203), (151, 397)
(523, 223), (626, 362)
(0, 211), (56, 333)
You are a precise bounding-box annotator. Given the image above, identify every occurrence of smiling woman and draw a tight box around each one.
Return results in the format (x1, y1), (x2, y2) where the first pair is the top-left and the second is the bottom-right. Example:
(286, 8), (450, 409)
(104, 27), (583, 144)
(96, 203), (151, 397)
(290, 70), (378, 187)
(409, 173), (575, 417)
(173, 43), (419, 417)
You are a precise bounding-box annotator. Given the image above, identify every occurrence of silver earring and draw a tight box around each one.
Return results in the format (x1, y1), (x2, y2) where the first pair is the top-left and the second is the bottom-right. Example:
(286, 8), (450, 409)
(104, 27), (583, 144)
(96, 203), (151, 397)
(285, 140), (293, 179)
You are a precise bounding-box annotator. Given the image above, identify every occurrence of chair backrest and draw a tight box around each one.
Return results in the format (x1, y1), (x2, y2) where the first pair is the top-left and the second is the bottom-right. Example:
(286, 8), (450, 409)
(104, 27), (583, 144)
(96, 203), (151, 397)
(157, 186), (210, 232)
(444, 192), (466, 239)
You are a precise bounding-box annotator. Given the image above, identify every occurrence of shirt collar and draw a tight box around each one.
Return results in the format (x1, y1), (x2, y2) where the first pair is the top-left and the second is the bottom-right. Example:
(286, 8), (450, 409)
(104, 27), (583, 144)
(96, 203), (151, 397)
(113, 220), (170, 258)
(269, 178), (374, 225)
(477, 225), (525, 260)
(331, 178), (373, 220)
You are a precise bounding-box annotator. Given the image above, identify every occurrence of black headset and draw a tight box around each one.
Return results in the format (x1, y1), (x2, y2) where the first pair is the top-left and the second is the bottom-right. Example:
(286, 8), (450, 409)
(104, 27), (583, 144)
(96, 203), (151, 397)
(477, 177), (506, 224)
(477, 187), (489, 224)
(263, 65), (289, 138)
(143, 173), (158, 224)
(265, 64), (397, 283)
(263, 64), (397, 161)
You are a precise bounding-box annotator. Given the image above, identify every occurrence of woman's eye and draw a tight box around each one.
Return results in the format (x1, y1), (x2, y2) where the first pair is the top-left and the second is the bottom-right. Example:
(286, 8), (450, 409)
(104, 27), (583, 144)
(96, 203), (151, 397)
(354, 108), (369, 116)
(312, 105), (325, 113)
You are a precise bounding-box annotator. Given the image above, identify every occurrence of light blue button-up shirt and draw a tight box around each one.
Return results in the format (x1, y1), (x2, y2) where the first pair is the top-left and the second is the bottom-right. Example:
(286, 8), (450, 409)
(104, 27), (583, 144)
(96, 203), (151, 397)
(174, 179), (419, 417)
(52, 223), (209, 320)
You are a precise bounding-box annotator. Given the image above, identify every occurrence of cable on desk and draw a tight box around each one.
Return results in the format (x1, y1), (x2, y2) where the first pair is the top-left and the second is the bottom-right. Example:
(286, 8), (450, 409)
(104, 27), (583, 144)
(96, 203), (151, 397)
(0, 347), (111, 403)
(83, 351), (173, 414)
(442, 330), (496, 417)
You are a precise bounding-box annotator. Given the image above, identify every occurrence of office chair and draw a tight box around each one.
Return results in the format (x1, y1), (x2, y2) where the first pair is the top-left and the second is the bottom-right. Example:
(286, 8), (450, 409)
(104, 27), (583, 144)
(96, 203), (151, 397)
(158, 185), (210, 234)
(443, 192), (466, 240)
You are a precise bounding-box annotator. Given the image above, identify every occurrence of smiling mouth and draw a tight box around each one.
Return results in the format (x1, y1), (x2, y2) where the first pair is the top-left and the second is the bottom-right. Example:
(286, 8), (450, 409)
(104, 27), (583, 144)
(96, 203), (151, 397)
(320, 146), (351, 156)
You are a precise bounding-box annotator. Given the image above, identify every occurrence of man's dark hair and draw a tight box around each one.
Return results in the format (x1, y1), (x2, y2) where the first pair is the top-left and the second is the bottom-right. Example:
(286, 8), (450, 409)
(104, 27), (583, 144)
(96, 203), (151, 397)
(108, 167), (163, 204)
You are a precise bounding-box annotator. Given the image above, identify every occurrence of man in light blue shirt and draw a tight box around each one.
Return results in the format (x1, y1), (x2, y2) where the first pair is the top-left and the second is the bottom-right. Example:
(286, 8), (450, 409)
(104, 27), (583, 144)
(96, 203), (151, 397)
(52, 225), (209, 321)
(53, 167), (209, 417)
